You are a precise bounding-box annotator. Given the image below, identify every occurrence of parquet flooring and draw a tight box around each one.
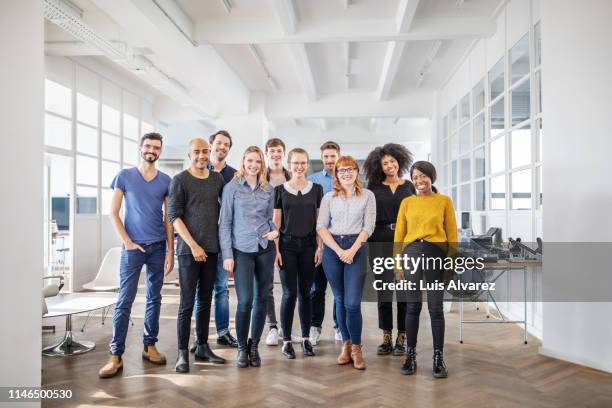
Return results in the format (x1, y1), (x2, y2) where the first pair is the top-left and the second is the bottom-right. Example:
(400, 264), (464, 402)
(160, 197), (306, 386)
(41, 283), (612, 407)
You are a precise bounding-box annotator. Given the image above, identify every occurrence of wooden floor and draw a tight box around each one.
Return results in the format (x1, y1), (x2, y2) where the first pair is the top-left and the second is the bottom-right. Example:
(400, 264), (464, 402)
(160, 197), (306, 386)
(42, 283), (612, 408)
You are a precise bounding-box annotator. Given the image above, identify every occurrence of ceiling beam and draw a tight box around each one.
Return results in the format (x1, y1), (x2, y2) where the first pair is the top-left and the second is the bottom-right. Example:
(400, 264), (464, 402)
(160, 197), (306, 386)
(151, 0), (197, 46)
(194, 17), (495, 44)
(415, 40), (442, 88)
(396, 0), (420, 32)
(272, 0), (318, 101)
(376, 41), (407, 101)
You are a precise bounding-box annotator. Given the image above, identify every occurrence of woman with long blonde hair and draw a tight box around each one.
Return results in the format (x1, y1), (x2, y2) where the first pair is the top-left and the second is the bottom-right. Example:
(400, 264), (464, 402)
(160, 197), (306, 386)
(219, 146), (278, 368)
(316, 156), (376, 370)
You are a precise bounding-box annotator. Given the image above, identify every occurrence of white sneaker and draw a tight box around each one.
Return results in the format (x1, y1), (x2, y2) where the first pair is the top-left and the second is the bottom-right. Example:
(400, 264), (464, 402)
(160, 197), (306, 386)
(266, 327), (279, 346)
(278, 327), (305, 343)
(334, 327), (342, 341)
(309, 326), (321, 345)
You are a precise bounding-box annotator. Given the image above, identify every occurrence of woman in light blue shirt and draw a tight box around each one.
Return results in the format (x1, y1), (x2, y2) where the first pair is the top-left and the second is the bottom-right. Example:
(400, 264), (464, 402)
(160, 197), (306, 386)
(219, 146), (278, 368)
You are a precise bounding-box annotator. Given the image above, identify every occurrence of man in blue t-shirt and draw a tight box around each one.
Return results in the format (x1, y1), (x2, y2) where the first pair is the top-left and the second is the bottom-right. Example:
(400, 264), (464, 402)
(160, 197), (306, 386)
(99, 132), (174, 379)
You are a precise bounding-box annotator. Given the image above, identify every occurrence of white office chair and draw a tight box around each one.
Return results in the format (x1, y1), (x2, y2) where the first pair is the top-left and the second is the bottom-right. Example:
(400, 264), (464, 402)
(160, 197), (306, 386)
(81, 247), (133, 331)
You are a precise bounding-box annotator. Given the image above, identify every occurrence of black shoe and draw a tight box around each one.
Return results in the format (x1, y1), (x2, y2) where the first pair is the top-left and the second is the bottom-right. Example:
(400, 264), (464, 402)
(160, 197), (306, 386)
(393, 332), (407, 356)
(175, 349), (189, 373)
(301, 339), (315, 357)
(195, 342), (226, 364)
(400, 347), (417, 375)
(282, 342), (296, 359)
(217, 332), (238, 348)
(432, 349), (448, 378)
(377, 331), (393, 355)
(236, 345), (249, 368)
(248, 338), (261, 367)
(189, 343), (196, 353)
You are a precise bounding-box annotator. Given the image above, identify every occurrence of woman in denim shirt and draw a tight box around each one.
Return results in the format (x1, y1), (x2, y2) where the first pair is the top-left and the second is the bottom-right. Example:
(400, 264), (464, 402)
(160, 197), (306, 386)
(219, 146), (278, 368)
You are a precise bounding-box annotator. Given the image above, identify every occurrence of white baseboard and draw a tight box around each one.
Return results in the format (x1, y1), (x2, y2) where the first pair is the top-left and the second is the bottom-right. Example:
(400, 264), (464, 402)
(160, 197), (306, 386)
(538, 347), (612, 374)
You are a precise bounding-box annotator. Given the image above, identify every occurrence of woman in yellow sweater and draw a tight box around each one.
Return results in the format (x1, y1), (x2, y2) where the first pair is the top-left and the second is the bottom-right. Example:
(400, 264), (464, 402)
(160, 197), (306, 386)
(394, 161), (457, 379)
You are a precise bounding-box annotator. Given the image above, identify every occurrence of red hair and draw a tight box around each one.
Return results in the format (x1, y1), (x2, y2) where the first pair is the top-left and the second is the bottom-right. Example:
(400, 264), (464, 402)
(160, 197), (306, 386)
(333, 156), (363, 198)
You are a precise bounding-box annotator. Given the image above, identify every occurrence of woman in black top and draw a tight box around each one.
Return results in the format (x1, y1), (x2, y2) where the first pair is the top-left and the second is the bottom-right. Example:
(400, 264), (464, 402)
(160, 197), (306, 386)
(273, 148), (323, 359)
(364, 143), (414, 356)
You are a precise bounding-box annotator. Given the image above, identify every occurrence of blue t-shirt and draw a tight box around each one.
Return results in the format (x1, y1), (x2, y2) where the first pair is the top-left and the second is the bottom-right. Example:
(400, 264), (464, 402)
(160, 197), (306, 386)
(308, 169), (334, 194)
(111, 167), (171, 245)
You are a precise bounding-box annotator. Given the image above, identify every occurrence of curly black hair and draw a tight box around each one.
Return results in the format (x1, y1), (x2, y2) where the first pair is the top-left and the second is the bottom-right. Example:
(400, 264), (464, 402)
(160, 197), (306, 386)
(363, 143), (414, 184)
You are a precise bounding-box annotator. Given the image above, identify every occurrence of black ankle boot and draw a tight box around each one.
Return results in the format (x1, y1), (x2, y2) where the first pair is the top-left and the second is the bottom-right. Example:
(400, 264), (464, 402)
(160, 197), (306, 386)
(432, 349), (448, 378)
(195, 342), (226, 364)
(189, 343), (196, 353)
(282, 342), (296, 359)
(248, 338), (261, 367)
(377, 330), (393, 355)
(400, 346), (417, 375)
(393, 332), (407, 356)
(301, 339), (315, 357)
(236, 345), (249, 368)
(175, 349), (189, 373)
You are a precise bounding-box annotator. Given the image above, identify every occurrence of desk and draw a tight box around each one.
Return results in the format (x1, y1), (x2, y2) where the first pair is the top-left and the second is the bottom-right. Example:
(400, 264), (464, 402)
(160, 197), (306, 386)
(458, 260), (542, 345)
(43, 292), (118, 357)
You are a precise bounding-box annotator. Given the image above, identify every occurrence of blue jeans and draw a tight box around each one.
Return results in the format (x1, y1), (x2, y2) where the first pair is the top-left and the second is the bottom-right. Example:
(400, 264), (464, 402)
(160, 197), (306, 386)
(194, 256), (230, 340)
(110, 241), (166, 356)
(322, 235), (365, 345)
(233, 245), (275, 348)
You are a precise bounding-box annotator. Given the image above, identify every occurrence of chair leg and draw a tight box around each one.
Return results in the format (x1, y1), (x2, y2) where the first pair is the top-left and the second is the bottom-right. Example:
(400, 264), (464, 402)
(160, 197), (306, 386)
(80, 311), (92, 332)
(101, 306), (110, 325)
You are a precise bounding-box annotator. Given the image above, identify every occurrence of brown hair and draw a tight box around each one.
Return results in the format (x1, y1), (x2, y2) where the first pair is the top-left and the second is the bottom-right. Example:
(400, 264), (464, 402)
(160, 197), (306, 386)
(209, 130), (233, 148)
(234, 146), (269, 189)
(265, 138), (286, 153)
(140, 132), (163, 146)
(333, 156), (363, 198)
(320, 141), (340, 152)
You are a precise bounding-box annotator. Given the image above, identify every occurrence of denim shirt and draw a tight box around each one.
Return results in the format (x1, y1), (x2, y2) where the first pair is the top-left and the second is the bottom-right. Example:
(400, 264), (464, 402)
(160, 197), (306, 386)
(219, 177), (277, 260)
(308, 169), (334, 195)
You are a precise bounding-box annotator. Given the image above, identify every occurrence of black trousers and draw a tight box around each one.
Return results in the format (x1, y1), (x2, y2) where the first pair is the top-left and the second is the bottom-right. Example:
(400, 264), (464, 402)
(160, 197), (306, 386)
(371, 226), (406, 332)
(279, 235), (317, 340)
(403, 241), (446, 351)
(310, 264), (337, 329)
(177, 253), (218, 349)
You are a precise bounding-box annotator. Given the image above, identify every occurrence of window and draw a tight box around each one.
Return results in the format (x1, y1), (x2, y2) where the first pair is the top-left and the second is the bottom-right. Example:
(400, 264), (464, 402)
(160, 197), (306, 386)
(141, 121), (154, 135)
(537, 165), (543, 208)
(473, 113), (485, 146)
(102, 132), (121, 161)
(474, 146), (486, 178)
(76, 155), (98, 186)
(76, 124), (98, 156)
(536, 119), (543, 162)
(450, 133), (458, 159)
(459, 124), (470, 154)
(123, 139), (139, 165)
(460, 155), (471, 182)
(441, 139), (448, 164)
(511, 79), (531, 126)
(535, 70), (542, 114)
(449, 106), (458, 134)
(512, 169), (532, 209)
(511, 125), (531, 168)
(534, 22), (542, 67)
(510, 33), (530, 84)
(451, 160), (458, 185)
(451, 186), (458, 206)
(123, 114), (139, 141)
(490, 175), (506, 210)
(459, 93), (470, 125)
(45, 79), (72, 118)
(442, 116), (448, 139)
(489, 57), (505, 101)
(101, 188), (114, 215)
(460, 184), (471, 211)
(490, 136), (505, 174)
(77, 93), (98, 127)
(474, 180), (485, 211)
(76, 186), (97, 214)
(472, 79), (485, 114)
(102, 105), (120, 134)
(441, 164), (448, 187)
(101, 160), (120, 187)
(45, 114), (72, 150)
(490, 97), (505, 137)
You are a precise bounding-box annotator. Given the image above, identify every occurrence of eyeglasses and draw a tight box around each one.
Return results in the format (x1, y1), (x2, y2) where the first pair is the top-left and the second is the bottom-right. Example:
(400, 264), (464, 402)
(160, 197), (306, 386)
(336, 167), (356, 175)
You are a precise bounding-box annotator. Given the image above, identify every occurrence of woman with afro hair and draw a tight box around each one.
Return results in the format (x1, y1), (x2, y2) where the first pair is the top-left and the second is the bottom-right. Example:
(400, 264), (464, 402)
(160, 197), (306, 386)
(363, 143), (415, 356)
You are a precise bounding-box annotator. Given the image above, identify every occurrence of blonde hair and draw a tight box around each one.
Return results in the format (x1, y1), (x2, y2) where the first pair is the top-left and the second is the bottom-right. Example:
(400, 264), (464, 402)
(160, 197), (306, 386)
(333, 156), (363, 198)
(234, 146), (269, 189)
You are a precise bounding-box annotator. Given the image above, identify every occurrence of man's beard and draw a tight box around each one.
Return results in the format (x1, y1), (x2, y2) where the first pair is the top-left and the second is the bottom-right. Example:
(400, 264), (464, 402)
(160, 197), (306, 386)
(142, 153), (158, 163)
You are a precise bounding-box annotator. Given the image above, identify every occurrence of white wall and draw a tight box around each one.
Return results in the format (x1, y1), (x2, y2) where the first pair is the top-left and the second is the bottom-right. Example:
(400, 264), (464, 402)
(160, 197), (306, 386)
(0, 1), (43, 404)
(539, 0), (612, 373)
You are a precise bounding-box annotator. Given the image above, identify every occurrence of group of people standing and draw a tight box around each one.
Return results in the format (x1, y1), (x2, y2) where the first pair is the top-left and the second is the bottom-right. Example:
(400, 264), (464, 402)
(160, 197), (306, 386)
(97, 129), (457, 380)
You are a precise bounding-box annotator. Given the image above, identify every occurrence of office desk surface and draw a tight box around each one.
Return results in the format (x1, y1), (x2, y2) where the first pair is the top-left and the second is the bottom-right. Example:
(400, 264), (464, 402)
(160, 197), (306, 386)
(44, 292), (118, 318)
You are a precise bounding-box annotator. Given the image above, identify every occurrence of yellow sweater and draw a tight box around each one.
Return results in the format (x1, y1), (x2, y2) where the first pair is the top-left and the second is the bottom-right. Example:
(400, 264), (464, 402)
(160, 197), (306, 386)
(394, 193), (458, 244)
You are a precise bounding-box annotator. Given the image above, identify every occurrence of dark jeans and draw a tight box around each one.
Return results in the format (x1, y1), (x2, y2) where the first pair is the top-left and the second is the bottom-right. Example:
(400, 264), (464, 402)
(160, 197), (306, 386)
(403, 241), (446, 350)
(279, 235), (317, 340)
(310, 265), (337, 329)
(177, 253), (218, 350)
(233, 245), (275, 348)
(322, 234), (365, 345)
(371, 226), (406, 332)
(110, 241), (166, 356)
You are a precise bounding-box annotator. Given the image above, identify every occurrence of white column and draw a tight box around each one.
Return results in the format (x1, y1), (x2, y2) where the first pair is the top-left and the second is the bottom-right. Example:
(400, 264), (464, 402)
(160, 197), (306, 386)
(540, 0), (612, 372)
(0, 0), (44, 398)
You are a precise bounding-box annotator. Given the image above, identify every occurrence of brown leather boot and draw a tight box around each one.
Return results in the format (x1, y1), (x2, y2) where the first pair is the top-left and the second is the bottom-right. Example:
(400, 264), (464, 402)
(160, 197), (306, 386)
(337, 340), (352, 365)
(351, 344), (366, 370)
(98, 355), (123, 378)
(142, 345), (167, 365)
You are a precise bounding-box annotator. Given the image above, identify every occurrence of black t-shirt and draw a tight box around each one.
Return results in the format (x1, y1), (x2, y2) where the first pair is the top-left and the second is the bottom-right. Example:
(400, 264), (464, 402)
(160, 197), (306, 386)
(274, 181), (323, 237)
(367, 181), (415, 225)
